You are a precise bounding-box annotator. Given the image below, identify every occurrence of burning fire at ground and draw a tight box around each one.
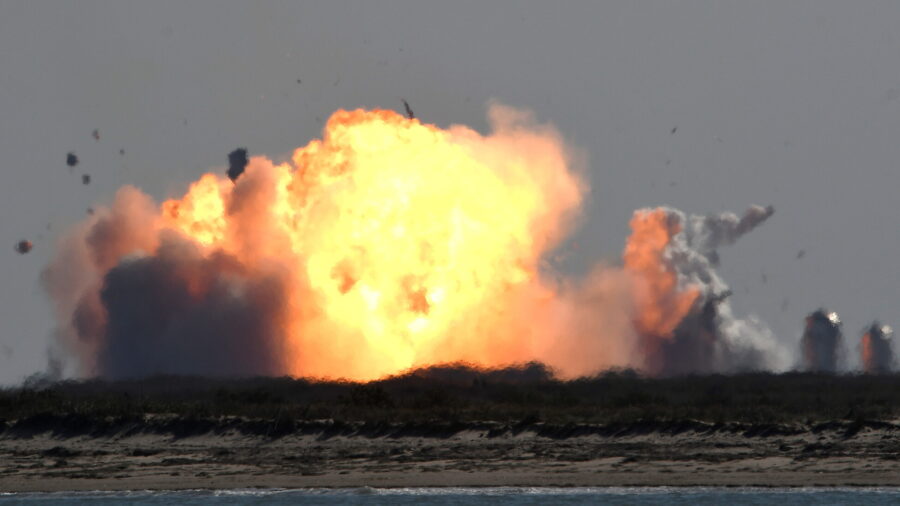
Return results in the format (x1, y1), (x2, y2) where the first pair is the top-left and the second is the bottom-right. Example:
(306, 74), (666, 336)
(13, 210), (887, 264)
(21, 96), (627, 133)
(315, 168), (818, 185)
(44, 105), (786, 381)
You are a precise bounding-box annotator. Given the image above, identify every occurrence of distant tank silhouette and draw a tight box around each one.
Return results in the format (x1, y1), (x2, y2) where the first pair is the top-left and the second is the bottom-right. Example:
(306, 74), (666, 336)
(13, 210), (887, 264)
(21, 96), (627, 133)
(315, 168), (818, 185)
(801, 309), (842, 373)
(861, 322), (894, 374)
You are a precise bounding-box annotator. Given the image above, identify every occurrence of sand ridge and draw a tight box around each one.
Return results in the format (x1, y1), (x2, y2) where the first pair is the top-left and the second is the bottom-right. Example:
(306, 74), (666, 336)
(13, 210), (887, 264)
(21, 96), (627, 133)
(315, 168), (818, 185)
(1, 418), (898, 491)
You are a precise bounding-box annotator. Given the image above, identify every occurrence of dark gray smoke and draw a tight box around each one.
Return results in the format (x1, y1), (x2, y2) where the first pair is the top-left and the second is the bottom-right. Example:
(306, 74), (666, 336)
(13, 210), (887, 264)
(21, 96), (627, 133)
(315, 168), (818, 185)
(44, 168), (297, 379)
(801, 309), (843, 373)
(85, 235), (289, 379)
(641, 205), (787, 375)
(861, 322), (894, 374)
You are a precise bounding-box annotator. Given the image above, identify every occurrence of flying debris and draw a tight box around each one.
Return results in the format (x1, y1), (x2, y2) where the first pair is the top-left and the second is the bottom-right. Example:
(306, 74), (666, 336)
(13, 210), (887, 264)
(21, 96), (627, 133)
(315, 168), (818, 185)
(861, 322), (894, 374)
(801, 309), (843, 373)
(226, 148), (249, 182)
(92, 129), (100, 141)
(296, 79), (302, 84)
(66, 152), (78, 168)
(15, 240), (32, 255)
(402, 99), (415, 120)
(82, 174), (91, 185)
(86, 207), (94, 215)
(670, 126), (677, 135)
(119, 149), (125, 156)
(796, 249), (806, 259)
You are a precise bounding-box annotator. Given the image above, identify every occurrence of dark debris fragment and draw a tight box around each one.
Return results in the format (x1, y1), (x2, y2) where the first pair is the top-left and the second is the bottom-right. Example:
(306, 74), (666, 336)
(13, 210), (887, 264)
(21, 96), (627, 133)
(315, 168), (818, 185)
(15, 240), (32, 255)
(402, 99), (415, 120)
(227, 148), (249, 183)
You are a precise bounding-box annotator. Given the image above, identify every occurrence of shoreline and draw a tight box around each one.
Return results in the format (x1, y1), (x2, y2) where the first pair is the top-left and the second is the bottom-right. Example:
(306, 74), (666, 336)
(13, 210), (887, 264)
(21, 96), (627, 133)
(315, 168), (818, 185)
(3, 470), (900, 492)
(2, 419), (898, 492)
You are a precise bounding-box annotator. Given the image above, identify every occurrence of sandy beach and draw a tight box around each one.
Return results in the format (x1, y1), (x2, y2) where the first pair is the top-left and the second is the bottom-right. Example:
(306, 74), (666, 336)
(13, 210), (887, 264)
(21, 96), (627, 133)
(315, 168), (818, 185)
(1, 418), (898, 492)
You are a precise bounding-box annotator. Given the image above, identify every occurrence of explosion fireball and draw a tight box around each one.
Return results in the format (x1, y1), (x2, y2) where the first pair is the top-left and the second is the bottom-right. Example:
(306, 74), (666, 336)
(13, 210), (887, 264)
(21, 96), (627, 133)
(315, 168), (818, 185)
(45, 105), (782, 380)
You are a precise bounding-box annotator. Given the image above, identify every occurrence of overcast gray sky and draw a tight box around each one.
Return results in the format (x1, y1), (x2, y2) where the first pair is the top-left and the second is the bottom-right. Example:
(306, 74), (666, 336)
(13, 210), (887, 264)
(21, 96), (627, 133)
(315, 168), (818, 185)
(2, 1), (899, 383)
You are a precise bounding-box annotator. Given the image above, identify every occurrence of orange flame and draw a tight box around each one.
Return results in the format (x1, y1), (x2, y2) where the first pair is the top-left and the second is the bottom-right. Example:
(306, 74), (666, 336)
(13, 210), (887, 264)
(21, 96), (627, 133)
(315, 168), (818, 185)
(623, 209), (699, 338)
(48, 106), (723, 381)
(153, 107), (583, 380)
(861, 333), (874, 371)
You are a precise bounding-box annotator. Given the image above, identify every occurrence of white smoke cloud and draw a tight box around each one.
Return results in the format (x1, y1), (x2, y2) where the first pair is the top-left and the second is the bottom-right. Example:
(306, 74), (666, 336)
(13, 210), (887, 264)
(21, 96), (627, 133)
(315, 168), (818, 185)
(635, 205), (791, 375)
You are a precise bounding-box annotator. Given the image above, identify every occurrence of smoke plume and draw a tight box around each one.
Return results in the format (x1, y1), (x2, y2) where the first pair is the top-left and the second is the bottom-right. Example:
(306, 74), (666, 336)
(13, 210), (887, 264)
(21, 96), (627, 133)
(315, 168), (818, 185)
(44, 105), (784, 380)
(623, 205), (787, 375)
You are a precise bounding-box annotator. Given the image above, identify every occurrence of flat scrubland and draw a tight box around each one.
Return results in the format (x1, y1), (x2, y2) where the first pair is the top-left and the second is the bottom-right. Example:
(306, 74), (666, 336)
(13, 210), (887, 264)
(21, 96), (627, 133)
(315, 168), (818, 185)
(3, 364), (899, 425)
(1, 365), (898, 491)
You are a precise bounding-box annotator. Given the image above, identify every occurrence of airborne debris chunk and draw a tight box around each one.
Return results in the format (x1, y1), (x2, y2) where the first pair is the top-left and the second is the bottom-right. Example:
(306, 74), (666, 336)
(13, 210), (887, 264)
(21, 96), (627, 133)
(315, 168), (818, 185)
(15, 240), (32, 255)
(82, 174), (91, 185)
(671, 126), (677, 135)
(119, 148), (125, 156)
(402, 99), (415, 120)
(92, 129), (100, 141)
(227, 148), (249, 182)
(66, 152), (78, 168)
(796, 249), (806, 259)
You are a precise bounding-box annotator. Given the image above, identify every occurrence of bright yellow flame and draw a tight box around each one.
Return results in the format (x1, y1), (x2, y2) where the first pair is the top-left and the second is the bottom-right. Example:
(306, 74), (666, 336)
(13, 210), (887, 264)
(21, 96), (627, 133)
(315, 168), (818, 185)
(162, 174), (228, 246)
(153, 107), (583, 380)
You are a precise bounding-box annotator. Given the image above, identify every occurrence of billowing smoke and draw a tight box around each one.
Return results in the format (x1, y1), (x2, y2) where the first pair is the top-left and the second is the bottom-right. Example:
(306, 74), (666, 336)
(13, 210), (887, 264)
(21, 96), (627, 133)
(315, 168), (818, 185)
(43, 105), (785, 380)
(801, 309), (843, 372)
(623, 205), (787, 376)
(861, 322), (894, 374)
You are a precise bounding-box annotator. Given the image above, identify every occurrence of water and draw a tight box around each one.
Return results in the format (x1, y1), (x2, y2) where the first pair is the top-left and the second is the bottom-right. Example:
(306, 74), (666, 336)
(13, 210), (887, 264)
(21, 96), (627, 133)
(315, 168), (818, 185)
(1, 487), (898, 505)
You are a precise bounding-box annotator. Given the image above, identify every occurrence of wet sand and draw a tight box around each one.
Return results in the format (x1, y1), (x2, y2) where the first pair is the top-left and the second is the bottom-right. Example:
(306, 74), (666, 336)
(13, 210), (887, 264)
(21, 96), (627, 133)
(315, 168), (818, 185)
(1, 419), (898, 491)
